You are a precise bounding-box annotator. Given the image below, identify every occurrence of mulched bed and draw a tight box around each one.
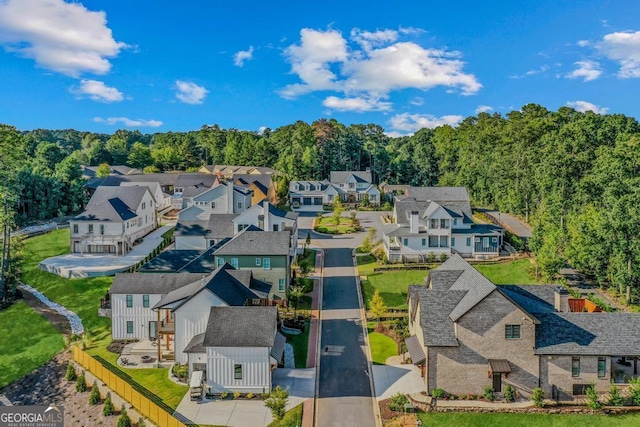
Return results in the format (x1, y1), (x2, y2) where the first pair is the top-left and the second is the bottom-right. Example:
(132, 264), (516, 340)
(379, 398), (421, 426)
(107, 340), (137, 355)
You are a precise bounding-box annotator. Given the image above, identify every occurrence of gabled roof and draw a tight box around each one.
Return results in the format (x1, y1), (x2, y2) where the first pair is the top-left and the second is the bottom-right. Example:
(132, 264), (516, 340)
(174, 174), (218, 189)
(413, 287), (467, 346)
(270, 332), (287, 362)
(110, 272), (205, 295)
(203, 306), (278, 347)
(202, 165), (279, 175)
(330, 171), (372, 184)
(405, 187), (469, 203)
(174, 214), (236, 238)
(214, 227), (291, 256)
(184, 333), (206, 353)
(73, 186), (149, 221)
(137, 249), (217, 273)
(82, 165), (142, 178)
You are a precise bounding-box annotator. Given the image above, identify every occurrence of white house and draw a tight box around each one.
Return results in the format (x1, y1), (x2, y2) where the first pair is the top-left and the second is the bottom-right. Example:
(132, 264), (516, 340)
(288, 180), (342, 212)
(174, 183), (253, 250)
(108, 265), (272, 364)
(120, 181), (172, 213)
(232, 200), (299, 250)
(382, 187), (503, 262)
(69, 186), (156, 255)
(185, 306), (285, 394)
(329, 170), (380, 205)
(171, 174), (220, 210)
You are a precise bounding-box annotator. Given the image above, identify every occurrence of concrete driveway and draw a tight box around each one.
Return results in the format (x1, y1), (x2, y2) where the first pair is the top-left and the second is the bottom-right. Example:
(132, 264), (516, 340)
(372, 364), (424, 400)
(174, 368), (314, 427)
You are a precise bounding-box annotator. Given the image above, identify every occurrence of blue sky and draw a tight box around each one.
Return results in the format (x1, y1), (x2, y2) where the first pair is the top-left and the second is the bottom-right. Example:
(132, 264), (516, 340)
(1, 0), (640, 135)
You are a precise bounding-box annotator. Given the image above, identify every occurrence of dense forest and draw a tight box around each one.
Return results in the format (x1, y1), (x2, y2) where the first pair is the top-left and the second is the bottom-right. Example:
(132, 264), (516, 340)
(2, 102), (640, 298)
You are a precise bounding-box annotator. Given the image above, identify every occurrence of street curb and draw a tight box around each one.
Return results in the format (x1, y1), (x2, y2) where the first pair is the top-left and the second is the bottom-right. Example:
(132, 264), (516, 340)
(353, 248), (383, 427)
(312, 248), (324, 427)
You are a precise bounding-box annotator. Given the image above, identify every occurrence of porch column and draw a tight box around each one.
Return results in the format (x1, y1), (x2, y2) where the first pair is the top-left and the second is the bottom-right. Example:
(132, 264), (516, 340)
(157, 310), (161, 363)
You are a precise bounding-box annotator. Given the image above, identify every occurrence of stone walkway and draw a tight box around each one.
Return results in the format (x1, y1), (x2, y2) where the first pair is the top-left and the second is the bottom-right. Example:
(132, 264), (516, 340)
(18, 283), (84, 335)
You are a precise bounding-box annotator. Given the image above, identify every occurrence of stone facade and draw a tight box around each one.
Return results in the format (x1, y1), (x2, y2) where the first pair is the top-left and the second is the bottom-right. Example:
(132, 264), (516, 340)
(540, 355), (611, 401)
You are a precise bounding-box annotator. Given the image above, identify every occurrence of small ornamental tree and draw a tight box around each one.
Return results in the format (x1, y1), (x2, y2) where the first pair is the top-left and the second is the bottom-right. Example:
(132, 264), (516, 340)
(504, 384), (515, 402)
(629, 377), (640, 406)
(75, 372), (87, 392)
(264, 385), (289, 422)
(369, 290), (387, 325)
(103, 392), (115, 416)
(607, 384), (624, 407)
(65, 362), (77, 381)
(305, 232), (311, 253)
(532, 387), (545, 407)
(89, 381), (101, 405)
(288, 285), (305, 318)
(117, 405), (131, 427)
(586, 384), (603, 410)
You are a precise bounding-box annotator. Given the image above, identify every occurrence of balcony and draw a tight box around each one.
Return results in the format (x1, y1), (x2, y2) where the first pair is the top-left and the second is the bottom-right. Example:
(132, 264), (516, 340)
(158, 320), (175, 334)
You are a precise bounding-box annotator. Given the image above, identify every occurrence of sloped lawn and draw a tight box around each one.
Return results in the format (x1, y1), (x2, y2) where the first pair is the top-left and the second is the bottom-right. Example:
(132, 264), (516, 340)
(418, 411), (640, 426)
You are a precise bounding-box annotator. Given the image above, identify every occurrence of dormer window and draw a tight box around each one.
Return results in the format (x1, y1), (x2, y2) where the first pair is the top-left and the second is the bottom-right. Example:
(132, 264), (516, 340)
(305, 185), (310, 191)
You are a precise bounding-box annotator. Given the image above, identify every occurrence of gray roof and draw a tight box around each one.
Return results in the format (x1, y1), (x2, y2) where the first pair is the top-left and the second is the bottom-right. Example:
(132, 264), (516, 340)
(416, 288), (467, 346)
(84, 172), (197, 189)
(501, 285), (640, 355)
(395, 200), (473, 225)
(73, 186), (149, 221)
(82, 165), (142, 178)
(329, 171), (372, 184)
(405, 186), (469, 203)
(110, 272), (204, 295)
(174, 214), (236, 238)
(184, 333), (206, 353)
(174, 174), (218, 189)
(405, 335), (426, 365)
(202, 165), (279, 175)
(138, 249), (216, 273)
(203, 306), (278, 347)
(214, 228), (291, 256)
(270, 332), (287, 362)
(288, 180), (334, 194)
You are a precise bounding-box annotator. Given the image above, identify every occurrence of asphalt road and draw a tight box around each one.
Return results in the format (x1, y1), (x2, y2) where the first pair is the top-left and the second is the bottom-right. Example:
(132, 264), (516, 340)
(316, 246), (376, 427)
(482, 210), (533, 239)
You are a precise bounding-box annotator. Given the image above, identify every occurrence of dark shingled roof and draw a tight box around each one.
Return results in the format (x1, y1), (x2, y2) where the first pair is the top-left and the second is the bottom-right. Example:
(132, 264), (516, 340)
(395, 200), (474, 225)
(110, 272), (204, 295)
(416, 288), (467, 346)
(405, 335), (426, 365)
(203, 306), (278, 347)
(174, 214), (236, 239)
(214, 228), (290, 256)
(270, 332), (287, 362)
(329, 171), (372, 184)
(138, 250), (207, 272)
(405, 186), (469, 203)
(73, 186), (149, 221)
(184, 333), (206, 353)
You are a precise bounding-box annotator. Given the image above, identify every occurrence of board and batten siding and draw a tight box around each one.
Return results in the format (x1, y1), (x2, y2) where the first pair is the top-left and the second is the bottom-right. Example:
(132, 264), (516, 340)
(206, 347), (272, 393)
(174, 290), (226, 363)
(111, 293), (162, 340)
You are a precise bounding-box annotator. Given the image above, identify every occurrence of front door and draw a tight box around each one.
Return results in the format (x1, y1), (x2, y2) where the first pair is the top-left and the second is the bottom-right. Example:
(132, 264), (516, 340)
(149, 321), (157, 339)
(493, 373), (502, 392)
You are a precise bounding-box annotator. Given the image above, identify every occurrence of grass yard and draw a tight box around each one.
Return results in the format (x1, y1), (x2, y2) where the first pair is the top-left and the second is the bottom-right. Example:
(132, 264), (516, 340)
(267, 403), (303, 427)
(367, 324), (398, 365)
(475, 259), (539, 285)
(0, 300), (65, 388)
(418, 411), (640, 427)
(284, 319), (310, 368)
(314, 216), (360, 234)
(362, 270), (428, 309)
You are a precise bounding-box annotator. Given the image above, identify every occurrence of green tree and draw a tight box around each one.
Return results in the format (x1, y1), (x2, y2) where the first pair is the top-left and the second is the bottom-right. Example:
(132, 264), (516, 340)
(89, 381), (101, 405)
(96, 163), (111, 178)
(127, 142), (153, 169)
(288, 285), (305, 318)
(65, 362), (77, 381)
(75, 372), (87, 392)
(264, 385), (289, 422)
(102, 392), (114, 416)
(369, 290), (387, 325)
(116, 405), (131, 427)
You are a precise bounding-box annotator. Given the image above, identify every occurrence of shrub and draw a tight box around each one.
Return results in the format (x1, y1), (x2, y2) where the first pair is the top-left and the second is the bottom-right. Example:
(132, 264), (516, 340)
(103, 393), (115, 416)
(431, 388), (445, 399)
(137, 418), (146, 427)
(629, 377), (640, 406)
(220, 391), (229, 399)
(75, 372), (87, 392)
(264, 385), (289, 422)
(89, 381), (101, 405)
(504, 384), (515, 402)
(439, 253), (448, 262)
(586, 384), (603, 410)
(483, 386), (495, 401)
(607, 384), (624, 407)
(65, 362), (77, 381)
(388, 393), (408, 411)
(427, 252), (436, 263)
(117, 405), (131, 427)
(246, 392), (254, 399)
(233, 391), (241, 399)
(532, 388), (545, 407)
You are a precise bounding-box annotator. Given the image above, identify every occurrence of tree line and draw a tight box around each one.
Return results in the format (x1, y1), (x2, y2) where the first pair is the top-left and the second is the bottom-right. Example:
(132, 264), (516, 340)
(1, 103), (640, 298)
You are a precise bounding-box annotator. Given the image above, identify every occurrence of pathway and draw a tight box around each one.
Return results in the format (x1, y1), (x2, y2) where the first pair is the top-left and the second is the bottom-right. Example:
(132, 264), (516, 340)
(481, 210), (533, 239)
(18, 283), (83, 335)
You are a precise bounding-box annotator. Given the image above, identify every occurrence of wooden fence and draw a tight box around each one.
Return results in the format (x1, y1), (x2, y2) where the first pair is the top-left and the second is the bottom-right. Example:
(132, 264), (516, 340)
(73, 347), (191, 427)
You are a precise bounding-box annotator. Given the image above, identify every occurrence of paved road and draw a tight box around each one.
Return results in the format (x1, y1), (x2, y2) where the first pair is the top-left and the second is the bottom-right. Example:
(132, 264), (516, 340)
(316, 246), (376, 427)
(482, 210), (533, 239)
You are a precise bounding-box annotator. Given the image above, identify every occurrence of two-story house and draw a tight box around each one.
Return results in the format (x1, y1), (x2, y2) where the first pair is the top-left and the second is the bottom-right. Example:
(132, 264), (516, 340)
(382, 187), (502, 262)
(171, 174), (220, 210)
(213, 226), (293, 299)
(174, 182), (252, 250)
(198, 165), (280, 178)
(120, 181), (172, 214)
(288, 180), (342, 212)
(407, 255), (640, 401)
(232, 200), (299, 250)
(69, 186), (156, 255)
(329, 170), (380, 205)
(233, 174), (279, 205)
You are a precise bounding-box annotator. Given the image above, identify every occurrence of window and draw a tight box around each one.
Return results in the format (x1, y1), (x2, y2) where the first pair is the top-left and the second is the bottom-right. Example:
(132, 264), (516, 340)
(126, 222), (129, 229)
(505, 324), (520, 339)
(429, 219), (438, 229)
(126, 295), (133, 308)
(421, 238), (426, 247)
(100, 224), (105, 235)
(572, 357), (580, 377)
(475, 237), (480, 242)
(453, 219), (458, 226)
(466, 237), (471, 247)
(428, 236), (439, 248)
(126, 321), (133, 334)
(138, 218), (143, 226)
(278, 279), (285, 292)
(143, 295), (149, 308)
(483, 237), (490, 248)
(256, 257), (261, 266)
(263, 258), (271, 269)
(439, 236), (448, 247)
(73, 224), (78, 234)
(598, 357), (606, 378)
(217, 257), (225, 267)
(370, 194), (377, 202)
(348, 182), (355, 189)
(231, 257), (238, 268)
(273, 224), (279, 231)
(237, 202), (242, 210)
(440, 219), (449, 229)
(234, 364), (243, 380)
(403, 238), (408, 246)
(451, 237), (455, 247)
(210, 201), (216, 209)
(88, 224), (94, 234)
(142, 202), (146, 210)
(492, 237), (498, 242)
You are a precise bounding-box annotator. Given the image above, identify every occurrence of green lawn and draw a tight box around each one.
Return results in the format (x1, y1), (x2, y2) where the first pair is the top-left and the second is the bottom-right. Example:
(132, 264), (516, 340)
(284, 320), (310, 368)
(475, 259), (539, 284)
(296, 249), (316, 271)
(0, 300), (65, 388)
(267, 403), (303, 427)
(367, 324), (398, 365)
(418, 412), (640, 427)
(314, 216), (359, 234)
(362, 270), (428, 309)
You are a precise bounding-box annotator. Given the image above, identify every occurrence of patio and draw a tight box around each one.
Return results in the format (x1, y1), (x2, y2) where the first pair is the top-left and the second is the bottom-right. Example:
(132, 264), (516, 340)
(117, 339), (174, 369)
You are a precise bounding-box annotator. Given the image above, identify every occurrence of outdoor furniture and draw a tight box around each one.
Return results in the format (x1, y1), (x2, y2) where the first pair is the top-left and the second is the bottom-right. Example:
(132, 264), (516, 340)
(121, 357), (129, 365)
(141, 355), (152, 363)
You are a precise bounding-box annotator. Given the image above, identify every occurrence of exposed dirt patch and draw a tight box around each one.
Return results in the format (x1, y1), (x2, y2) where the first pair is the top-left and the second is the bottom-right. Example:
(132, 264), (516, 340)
(379, 398), (421, 426)
(19, 292), (71, 336)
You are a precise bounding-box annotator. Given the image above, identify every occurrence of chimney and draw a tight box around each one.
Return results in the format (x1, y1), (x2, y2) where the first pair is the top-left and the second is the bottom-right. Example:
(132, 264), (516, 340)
(227, 182), (234, 213)
(263, 204), (270, 231)
(554, 286), (570, 312)
(258, 215), (265, 230)
(410, 211), (419, 234)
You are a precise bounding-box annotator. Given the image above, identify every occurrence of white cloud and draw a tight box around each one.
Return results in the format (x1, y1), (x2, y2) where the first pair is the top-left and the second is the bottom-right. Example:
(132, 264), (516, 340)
(597, 30), (640, 78)
(233, 46), (254, 67)
(566, 100), (609, 114)
(409, 97), (424, 106)
(384, 131), (407, 138)
(322, 96), (392, 112)
(93, 117), (163, 127)
(0, 0), (127, 76)
(280, 27), (481, 108)
(566, 60), (602, 82)
(175, 80), (208, 104)
(475, 105), (493, 114)
(258, 126), (267, 135)
(389, 113), (463, 133)
(71, 79), (123, 102)
(510, 65), (549, 79)
(577, 40), (590, 47)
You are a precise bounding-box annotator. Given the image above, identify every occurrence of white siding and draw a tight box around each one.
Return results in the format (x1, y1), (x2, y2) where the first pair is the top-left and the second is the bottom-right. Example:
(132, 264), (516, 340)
(451, 233), (473, 256)
(174, 290), (226, 363)
(206, 347), (272, 393)
(111, 293), (163, 340)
